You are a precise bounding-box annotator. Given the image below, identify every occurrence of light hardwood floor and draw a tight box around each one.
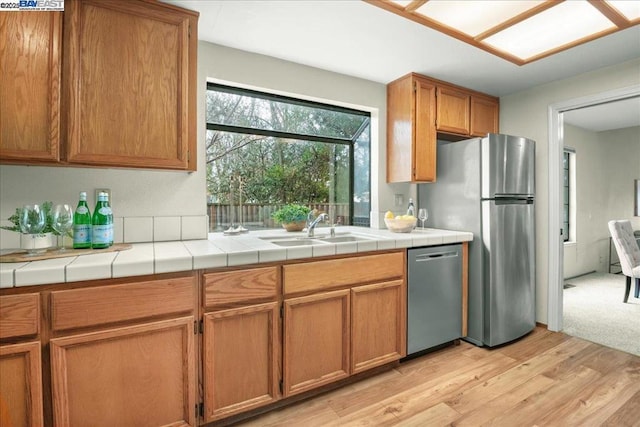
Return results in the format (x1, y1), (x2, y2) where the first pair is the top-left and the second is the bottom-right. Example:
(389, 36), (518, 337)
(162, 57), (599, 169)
(234, 327), (640, 426)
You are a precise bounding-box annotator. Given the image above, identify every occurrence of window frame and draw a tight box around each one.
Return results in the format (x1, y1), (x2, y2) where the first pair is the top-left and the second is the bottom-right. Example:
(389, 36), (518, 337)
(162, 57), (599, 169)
(563, 147), (576, 243)
(205, 82), (371, 228)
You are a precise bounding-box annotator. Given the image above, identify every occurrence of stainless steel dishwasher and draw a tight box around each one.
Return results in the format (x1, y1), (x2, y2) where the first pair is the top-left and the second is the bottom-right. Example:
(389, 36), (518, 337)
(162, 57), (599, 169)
(407, 244), (462, 355)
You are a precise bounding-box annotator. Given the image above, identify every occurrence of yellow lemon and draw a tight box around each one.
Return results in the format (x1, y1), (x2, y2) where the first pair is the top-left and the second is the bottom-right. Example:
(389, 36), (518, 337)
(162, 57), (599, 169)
(385, 211), (394, 219)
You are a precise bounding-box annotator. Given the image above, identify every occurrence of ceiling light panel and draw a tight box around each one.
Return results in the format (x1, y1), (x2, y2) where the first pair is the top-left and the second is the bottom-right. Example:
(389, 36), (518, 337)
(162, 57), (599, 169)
(607, 0), (640, 21)
(483, 1), (617, 60)
(414, 0), (544, 37)
(390, 0), (414, 7)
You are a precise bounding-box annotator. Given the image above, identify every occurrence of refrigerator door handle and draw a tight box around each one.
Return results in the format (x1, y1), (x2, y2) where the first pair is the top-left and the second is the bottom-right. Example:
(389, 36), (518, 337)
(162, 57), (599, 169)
(494, 193), (535, 199)
(491, 198), (534, 205)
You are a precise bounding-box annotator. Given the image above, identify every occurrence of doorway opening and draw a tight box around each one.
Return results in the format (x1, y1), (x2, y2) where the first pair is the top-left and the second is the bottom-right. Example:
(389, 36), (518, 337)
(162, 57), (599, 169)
(547, 85), (640, 332)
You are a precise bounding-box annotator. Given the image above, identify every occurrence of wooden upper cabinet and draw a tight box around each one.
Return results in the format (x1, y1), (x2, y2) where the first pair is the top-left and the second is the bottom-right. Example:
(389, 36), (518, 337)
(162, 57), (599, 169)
(470, 95), (500, 137)
(436, 85), (470, 135)
(0, 12), (61, 163)
(63, 0), (198, 170)
(387, 72), (499, 183)
(414, 78), (437, 182)
(387, 74), (436, 183)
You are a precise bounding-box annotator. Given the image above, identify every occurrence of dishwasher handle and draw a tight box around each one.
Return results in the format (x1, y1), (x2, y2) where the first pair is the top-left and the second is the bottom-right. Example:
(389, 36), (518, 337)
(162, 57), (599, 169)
(415, 251), (459, 262)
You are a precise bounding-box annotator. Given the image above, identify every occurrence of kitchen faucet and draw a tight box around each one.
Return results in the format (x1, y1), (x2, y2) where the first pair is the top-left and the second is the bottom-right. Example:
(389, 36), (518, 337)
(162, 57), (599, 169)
(307, 211), (328, 237)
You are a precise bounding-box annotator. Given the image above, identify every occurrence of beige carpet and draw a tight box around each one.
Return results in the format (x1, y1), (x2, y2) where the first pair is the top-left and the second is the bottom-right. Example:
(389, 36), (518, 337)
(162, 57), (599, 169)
(563, 272), (640, 356)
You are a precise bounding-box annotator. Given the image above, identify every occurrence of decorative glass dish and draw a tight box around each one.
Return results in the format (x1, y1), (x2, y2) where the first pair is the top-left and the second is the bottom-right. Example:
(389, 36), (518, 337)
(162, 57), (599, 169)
(384, 217), (417, 233)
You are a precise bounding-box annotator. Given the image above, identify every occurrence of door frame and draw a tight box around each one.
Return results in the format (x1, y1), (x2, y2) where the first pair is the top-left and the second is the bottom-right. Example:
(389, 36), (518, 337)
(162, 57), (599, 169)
(546, 85), (640, 332)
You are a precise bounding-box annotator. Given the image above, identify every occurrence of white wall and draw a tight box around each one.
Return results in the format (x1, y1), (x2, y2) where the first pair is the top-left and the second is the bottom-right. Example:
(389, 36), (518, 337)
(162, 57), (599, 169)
(1, 41), (412, 248)
(0, 162), (206, 248)
(500, 58), (640, 323)
(601, 127), (640, 231)
(563, 124), (602, 278)
(562, 125), (640, 279)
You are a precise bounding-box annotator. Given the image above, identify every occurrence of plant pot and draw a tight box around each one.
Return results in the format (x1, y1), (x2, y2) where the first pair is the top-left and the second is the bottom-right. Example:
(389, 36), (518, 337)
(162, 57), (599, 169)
(20, 232), (53, 254)
(282, 221), (306, 232)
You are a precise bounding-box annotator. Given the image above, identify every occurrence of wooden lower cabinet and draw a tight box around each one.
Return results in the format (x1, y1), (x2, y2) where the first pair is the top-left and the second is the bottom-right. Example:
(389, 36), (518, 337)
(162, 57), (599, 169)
(283, 289), (350, 397)
(0, 252), (410, 424)
(0, 341), (43, 427)
(203, 302), (279, 422)
(50, 317), (196, 427)
(351, 280), (406, 374)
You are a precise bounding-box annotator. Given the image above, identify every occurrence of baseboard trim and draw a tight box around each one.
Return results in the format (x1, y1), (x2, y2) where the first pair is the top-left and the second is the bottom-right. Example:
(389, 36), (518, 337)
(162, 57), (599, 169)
(565, 270), (597, 281)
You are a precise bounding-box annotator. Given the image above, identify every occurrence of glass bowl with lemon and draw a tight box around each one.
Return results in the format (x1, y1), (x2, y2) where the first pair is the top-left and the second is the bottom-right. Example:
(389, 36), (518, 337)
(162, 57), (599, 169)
(384, 211), (417, 233)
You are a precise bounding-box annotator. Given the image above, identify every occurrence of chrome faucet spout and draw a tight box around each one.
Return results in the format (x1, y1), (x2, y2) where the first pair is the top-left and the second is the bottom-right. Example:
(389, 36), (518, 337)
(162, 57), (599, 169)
(307, 212), (328, 237)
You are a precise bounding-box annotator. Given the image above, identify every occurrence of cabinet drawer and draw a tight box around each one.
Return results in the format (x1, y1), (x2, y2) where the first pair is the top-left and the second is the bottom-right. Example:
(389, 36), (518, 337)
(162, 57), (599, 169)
(204, 267), (278, 310)
(0, 293), (40, 339)
(283, 252), (404, 296)
(51, 276), (195, 331)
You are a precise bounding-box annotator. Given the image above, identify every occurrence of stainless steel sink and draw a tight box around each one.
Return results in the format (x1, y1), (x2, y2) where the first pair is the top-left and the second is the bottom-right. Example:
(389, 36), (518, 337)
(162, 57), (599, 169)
(319, 235), (373, 243)
(259, 232), (378, 247)
(268, 238), (328, 247)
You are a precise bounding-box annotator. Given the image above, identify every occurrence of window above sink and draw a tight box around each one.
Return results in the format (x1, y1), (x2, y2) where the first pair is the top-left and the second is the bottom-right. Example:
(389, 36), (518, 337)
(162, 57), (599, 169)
(205, 83), (371, 233)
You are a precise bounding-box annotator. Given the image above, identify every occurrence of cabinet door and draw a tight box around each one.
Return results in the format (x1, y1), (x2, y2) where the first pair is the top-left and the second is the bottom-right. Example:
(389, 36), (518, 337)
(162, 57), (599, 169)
(351, 280), (405, 374)
(436, 86), (470, 135)
(0, 12), (61, 163)
(414, 78), (437, 182)
(470, 95), (499, 136)
(0, 341), (43, 427)
(64, 0), (197, 170)
(283, 290), (350, 397)
(50, 317), (196, 427)
(386, 74), (414, 183)
(203, 302), (279, 422)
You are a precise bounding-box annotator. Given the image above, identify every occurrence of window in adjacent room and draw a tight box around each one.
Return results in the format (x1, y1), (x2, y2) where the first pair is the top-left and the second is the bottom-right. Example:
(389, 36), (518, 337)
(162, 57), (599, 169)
(563, 147), (576, 243)
(205, 83), (371, 231)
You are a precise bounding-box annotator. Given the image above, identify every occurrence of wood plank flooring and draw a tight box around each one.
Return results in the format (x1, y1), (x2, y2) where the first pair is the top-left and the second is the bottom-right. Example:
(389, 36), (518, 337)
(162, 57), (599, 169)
(234, 327), (640, 426)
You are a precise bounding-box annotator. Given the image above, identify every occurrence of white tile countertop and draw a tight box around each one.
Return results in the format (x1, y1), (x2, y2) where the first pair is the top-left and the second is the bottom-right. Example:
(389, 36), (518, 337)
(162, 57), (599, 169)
(0, 226), (473, 288)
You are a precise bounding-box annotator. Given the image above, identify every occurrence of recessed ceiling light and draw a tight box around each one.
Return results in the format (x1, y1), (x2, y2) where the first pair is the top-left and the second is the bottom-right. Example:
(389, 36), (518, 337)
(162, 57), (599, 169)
(607, 0), (640, 21)
(365, 0), (640, 65)
(483, 1), (616, 60)
(413, 1), (544, 38)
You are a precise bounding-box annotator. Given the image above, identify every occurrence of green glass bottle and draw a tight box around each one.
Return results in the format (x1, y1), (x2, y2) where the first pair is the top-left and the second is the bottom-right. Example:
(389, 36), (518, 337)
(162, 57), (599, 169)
(104, 192), (114, 245)
(92, 192), (112, 249)
(73, 191), (92, 249)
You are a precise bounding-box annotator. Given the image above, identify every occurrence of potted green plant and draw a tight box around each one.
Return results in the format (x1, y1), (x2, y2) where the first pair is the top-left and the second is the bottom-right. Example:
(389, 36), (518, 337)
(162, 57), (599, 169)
(271, 204), (310, 232)
(1, 201), (64, 253)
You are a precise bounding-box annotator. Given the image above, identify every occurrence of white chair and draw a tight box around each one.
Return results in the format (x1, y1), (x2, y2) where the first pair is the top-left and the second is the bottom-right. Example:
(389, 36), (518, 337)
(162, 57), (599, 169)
(608, 220), (640, 303)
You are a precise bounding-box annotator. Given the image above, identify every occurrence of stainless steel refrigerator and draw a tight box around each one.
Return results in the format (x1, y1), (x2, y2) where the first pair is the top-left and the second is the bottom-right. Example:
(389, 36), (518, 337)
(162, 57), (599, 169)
(418, 133), (535, 347)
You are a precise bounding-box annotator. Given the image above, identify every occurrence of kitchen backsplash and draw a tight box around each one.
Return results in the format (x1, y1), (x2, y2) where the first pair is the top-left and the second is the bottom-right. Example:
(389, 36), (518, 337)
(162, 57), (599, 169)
(0, 215), (209, 250)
